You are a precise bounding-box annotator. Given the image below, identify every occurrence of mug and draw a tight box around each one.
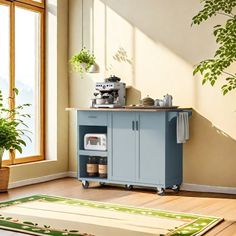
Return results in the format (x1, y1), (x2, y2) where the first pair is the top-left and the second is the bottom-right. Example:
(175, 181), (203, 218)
(159, 100), (166, 107)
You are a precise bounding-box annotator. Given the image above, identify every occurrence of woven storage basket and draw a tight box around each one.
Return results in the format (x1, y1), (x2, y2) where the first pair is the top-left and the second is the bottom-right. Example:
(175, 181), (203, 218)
(141, 95), (154, 106)
(0, 167), (10, 192)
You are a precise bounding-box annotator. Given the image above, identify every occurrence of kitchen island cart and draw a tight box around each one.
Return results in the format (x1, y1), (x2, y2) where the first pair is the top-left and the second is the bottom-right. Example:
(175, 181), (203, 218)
(76, 108), (191, 195)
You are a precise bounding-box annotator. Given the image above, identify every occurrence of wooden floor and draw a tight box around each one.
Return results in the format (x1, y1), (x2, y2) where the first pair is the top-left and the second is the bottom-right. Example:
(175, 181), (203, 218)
(0, 178), (236, 235)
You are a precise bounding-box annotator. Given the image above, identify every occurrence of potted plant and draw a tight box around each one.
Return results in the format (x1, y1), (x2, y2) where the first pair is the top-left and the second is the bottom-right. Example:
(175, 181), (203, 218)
(69, 47), (97, 77)
(0, 88), (31, 192)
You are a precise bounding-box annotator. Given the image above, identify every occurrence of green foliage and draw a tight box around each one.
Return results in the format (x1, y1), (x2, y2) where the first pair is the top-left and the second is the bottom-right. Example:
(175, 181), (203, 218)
(69, 47), (95, 77)
(0, 89), (31, 167)
(192, 0), (236, 95)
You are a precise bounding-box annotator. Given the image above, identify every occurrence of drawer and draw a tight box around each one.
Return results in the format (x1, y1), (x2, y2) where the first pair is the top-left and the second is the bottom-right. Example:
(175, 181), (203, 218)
(78, 111), (108, 126)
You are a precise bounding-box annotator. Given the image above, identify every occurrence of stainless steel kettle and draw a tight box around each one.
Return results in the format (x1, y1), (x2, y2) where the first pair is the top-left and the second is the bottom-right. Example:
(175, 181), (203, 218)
(163, 94), (173, 107)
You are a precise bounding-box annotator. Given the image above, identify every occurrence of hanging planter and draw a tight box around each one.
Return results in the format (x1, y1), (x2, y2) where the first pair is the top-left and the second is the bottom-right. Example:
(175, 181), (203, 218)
(69, 47), (98, 77)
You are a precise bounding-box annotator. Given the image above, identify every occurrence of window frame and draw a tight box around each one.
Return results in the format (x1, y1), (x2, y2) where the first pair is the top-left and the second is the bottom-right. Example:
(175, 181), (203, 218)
(0, 0), (45, 165)
(15, 0), (45, 9)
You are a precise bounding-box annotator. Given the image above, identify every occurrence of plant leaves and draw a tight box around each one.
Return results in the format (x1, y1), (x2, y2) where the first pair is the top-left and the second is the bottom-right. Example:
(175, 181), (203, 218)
(192, 0), (236, 94)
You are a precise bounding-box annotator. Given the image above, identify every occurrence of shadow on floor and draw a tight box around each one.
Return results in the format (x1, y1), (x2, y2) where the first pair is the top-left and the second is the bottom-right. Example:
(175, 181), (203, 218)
(88, 182), (236, 199)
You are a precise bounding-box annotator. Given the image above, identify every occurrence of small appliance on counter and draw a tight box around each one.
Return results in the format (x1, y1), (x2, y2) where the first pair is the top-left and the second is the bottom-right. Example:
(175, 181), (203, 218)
(84, 133), (107, 151)
(91, 75), (126, 108)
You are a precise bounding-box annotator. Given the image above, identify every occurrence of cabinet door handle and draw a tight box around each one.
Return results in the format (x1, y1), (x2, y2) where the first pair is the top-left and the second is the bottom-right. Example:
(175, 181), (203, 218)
(132, 121), (135, 130)
(136, 121), (139, 130)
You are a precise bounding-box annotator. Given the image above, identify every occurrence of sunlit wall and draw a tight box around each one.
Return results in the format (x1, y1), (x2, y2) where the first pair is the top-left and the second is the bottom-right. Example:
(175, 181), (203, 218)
(69, 0), (236, 187)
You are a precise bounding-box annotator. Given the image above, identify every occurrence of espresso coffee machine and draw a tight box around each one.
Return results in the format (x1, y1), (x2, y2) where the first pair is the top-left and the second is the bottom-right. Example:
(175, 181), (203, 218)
(92, 75), (126, 108)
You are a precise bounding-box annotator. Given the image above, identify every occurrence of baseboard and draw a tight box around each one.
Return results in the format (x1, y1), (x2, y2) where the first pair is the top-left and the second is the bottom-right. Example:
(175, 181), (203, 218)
(8, 174), (236, 195)
(67, 171), (77, 178)
(8, 172), (70, 189)
(181, 183), (236, 195)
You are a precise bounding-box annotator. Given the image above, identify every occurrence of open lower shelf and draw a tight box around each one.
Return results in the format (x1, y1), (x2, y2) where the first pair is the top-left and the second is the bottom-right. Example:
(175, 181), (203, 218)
(79, 150), (108, 157)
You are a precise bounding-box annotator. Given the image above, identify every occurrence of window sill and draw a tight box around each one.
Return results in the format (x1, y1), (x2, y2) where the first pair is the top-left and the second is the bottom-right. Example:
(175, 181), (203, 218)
(8, 159), (57, 168)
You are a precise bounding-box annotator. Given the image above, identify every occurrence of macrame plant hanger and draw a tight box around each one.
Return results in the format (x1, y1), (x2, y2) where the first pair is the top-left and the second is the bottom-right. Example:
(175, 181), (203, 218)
(81, 0), (99, 73)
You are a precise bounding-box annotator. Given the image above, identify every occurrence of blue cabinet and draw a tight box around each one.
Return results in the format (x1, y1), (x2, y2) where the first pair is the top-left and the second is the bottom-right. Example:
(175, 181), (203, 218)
(111, 112), (136, 182)
(77, 109), (191, 195)
(138, 112), (166, 185)
(111, 112), (166, 185)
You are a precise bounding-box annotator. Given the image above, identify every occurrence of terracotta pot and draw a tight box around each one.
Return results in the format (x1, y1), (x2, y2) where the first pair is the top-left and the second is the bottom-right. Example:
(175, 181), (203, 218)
(0, 167), (9, 192)
(0, 149), (9, 192)
(0, 147), (3, 165)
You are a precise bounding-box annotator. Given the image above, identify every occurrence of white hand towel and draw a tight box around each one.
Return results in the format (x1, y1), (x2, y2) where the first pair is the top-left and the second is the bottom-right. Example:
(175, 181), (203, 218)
(177, 112), (189, 143)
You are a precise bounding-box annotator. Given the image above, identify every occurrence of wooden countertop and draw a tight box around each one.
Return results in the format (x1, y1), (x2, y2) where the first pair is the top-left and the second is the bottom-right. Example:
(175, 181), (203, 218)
(66, 107), (192, 112)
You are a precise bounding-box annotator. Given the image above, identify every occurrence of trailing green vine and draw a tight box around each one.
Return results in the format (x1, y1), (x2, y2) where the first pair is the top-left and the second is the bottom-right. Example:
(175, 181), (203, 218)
(192, 0), (236, 95)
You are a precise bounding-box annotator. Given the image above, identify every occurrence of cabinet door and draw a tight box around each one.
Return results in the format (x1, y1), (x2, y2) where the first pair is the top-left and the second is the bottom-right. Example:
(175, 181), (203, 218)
(111, 112), (136, 182)
(138, 112), (166, 184)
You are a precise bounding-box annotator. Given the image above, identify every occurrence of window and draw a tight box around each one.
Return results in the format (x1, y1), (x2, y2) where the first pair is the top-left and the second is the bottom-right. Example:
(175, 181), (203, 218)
(0, 0), (45, 165)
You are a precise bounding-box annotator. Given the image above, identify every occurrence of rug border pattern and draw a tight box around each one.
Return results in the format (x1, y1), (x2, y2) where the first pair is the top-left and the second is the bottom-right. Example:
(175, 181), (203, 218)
(0, 194), (223, 236)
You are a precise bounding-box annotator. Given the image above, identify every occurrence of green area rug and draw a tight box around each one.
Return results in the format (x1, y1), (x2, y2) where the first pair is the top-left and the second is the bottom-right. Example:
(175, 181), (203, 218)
(0, 195), (222, 236)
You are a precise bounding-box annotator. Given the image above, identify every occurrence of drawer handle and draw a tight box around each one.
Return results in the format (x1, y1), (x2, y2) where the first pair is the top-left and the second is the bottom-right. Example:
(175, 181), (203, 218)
(132, 121), (135, 130)
(88, 115), (97, 119)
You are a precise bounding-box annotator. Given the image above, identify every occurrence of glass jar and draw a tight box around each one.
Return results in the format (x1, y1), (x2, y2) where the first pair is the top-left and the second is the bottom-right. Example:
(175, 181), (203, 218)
(98, 157), (107, 178)
(86, 156), (98, 177)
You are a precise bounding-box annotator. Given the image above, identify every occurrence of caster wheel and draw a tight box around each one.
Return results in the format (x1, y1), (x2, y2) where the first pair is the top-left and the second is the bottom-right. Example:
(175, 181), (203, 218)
(99, 182), (105, 187)
(157, 188), (165, 196)
(82, 181), (89, 189)
(172, 185), (180, 192)
(125, 185), (133, 190)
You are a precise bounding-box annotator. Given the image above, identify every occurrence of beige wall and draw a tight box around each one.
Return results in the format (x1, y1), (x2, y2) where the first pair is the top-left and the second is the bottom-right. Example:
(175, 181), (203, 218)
(69, 0), (236, 187)
(10, 0), (69, 183)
